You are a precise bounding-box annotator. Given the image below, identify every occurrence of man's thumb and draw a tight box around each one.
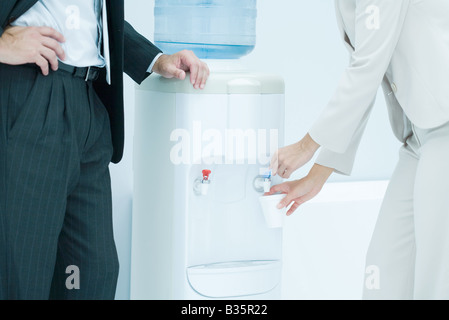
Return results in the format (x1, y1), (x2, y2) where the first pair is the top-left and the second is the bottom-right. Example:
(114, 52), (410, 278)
(174, 68), (186, 80)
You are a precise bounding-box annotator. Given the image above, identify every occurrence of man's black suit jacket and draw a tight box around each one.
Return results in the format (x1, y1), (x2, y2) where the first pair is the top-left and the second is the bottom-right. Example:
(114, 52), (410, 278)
(0, 0), (162, 163)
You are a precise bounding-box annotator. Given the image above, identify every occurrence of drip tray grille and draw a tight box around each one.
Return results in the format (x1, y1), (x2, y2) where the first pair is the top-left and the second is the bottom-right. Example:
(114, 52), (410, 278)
(187, 260), (281, 298)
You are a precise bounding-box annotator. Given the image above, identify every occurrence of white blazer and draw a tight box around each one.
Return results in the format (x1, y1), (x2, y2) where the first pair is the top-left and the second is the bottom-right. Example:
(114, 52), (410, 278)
(309, 0), (449, 175)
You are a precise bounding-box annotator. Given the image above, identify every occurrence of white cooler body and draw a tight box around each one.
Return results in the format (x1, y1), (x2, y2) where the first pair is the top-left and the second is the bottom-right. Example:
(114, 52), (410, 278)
(130, 71), (285, 300)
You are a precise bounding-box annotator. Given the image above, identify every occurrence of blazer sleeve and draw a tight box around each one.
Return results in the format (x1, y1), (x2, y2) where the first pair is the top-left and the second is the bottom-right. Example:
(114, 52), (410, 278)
(315, 99), (375, 176)
(309, 0), (410, 154)
(123, 20), (163, 85)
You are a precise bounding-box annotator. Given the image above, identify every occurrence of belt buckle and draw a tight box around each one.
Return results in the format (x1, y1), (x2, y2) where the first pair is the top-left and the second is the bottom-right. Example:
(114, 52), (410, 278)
(85, 66), (92, 82)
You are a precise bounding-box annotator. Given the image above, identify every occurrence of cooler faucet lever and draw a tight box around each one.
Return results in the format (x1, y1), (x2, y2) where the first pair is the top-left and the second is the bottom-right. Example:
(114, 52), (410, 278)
(263, 176), (272, 193)
(253, 168), (272, 193)
(202, 170), (211, 183)
(194, 169), (212, 196)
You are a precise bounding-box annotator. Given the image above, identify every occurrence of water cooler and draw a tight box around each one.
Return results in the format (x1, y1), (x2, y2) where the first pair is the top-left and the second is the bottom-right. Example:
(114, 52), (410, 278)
(130, 0), (286, 300)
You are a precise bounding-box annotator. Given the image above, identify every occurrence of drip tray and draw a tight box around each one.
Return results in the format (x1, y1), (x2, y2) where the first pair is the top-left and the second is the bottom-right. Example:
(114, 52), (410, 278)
(187, 260), (281, 298)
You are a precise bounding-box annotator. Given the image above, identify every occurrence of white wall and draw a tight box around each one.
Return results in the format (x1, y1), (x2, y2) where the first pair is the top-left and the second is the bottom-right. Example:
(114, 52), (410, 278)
(111, 0), (401, 299)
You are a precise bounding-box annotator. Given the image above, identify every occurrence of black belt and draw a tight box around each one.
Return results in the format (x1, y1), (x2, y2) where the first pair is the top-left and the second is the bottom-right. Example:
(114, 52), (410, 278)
(57, 62), (102, 81)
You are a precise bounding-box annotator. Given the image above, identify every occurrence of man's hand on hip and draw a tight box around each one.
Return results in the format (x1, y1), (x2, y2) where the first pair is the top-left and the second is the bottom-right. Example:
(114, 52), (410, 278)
(0, 26), (66, 76)
(152, 50), (210, 90)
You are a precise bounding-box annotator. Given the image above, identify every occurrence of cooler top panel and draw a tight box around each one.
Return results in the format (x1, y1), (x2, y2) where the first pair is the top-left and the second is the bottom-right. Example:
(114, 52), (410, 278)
(136, 72), (285, 95)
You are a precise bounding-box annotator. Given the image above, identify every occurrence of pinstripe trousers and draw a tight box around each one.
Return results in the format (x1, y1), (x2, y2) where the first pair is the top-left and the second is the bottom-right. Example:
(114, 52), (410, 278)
(363, 121), (449, 300)
(0, 63), (119, 300)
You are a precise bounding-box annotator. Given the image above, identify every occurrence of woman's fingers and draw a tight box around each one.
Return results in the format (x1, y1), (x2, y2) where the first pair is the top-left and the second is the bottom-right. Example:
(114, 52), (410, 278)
(265, 182), (289, 196)
(277, 193), (295, 209)
(286, 192), (317, 216)
(267, 181), (300, 209)
(286, 202), (300, 216)
(266, 164), (332, 217)
(278, 166), (292, 179)
(269, 151), (279, 176)
(269, 135), (321, 179)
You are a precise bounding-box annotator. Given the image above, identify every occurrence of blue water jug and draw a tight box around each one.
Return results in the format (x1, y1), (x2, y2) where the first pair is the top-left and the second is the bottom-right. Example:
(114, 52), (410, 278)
(154, 0), (257, 59)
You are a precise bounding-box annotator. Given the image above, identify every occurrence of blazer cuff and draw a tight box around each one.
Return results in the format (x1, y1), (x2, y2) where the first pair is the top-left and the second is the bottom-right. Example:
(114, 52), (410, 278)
(308, 127), (345, 155)
(147, 52), (164, 73)
(309, 120), (353, 154)
(315, 148), (355, 176)
(312, 99), (375, 176)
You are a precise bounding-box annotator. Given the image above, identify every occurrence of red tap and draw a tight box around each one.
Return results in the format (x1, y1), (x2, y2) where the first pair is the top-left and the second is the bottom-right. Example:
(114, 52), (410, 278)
(202, 170), (211, 181)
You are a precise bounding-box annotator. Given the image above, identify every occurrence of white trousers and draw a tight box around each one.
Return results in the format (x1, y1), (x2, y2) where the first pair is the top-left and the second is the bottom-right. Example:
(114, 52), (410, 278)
(363, 121), (449, 300)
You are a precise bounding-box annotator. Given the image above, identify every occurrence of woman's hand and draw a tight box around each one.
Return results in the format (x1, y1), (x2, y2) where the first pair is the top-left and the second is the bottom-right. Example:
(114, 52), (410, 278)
(270, 133), (320, 179)
(265, 164), (334, 216)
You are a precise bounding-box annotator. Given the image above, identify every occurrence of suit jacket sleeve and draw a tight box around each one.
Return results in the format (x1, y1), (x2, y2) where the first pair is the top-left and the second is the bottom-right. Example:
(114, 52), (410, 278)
(123, 20), (162, 85)
(309, 0), (410, 155)
(315, 99), (375, 176)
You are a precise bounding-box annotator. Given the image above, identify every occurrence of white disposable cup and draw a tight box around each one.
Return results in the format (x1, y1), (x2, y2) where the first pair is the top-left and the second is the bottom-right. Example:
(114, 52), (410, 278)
(258, 194), (287, 228)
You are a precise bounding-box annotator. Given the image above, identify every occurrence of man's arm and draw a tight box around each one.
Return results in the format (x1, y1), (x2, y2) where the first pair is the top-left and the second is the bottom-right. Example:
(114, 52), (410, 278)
(123, 21), (162, 85)
(123, 21), (209, 90)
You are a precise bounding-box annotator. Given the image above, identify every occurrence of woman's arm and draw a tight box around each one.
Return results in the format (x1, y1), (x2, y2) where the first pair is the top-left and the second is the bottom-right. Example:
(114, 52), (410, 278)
(309, 0), (410, 154)
(268, 1), (411, 213)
